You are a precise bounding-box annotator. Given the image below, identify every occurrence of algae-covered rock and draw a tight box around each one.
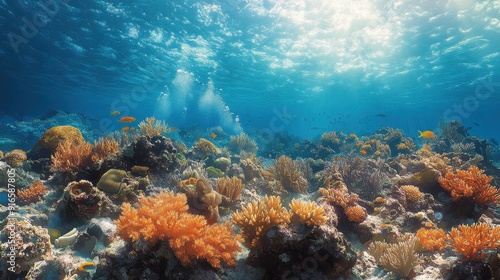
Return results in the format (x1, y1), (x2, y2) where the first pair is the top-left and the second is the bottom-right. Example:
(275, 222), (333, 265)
(28, 126), (85, 159)
(408, 167), (441, 194)
(97, 169), (127, 194)
(213, 157), (231, 171)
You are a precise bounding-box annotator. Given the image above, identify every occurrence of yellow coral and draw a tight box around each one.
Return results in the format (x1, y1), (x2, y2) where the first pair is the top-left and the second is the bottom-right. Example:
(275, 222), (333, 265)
(448, 223), (500, 261)
(416, 228), (446, 251)
(289, 199), (328, 226)
(267, 155), (308, 194)
(115, 192), (242, 268)
(192, 138), (218, 158)
(216, 176), (245, 202)
(4, 149), (27, 167)
(138, 117), (170, 137)
(438, 166), (500, 206)
(400, 185), (424, 203)
(232, 196), (290, 248)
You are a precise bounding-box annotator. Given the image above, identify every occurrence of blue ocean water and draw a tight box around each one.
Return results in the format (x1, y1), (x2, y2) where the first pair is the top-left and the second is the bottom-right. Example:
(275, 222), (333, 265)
(1, 0), (500, 142)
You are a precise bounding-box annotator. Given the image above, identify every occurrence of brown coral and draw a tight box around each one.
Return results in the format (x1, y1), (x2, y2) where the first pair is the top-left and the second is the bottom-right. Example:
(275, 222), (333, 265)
(17, 181), (47, 205)
(289, 199), (328, 226)
(400, 185), (424, 203)
(28, 125), (85, 159)
(91, 138), (119, 163)
(50, 141), (93, 173)
(344, 205), (367, 223)
(232, 196), (290, 248)
(416, 228), (446, 251)
(267, 155), (308, 194)
(216, 176), (245, 202)
(447, 223), (500, 261)
(4, 149), (27, 167)
(438, 166), (500, 206)
(115, 192), (242, 268)
(192, 138), (218, 159)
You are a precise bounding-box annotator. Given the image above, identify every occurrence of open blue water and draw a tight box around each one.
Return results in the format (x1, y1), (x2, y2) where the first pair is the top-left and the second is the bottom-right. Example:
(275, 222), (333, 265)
(2, 0), (500, 142)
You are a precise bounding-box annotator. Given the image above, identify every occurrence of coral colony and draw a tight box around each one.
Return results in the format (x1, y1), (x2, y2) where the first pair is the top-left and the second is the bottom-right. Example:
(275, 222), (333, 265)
(1, 116), (500, 279)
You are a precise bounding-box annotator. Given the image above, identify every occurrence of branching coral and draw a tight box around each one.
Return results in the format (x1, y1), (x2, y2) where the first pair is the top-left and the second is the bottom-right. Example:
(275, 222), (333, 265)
(4, 149), (27, 167)
(192, 138), (218, 159)
(17, 181), (47, 205)
(416, 228), (446, 251)
(116, 192), (242, 268)
(289, 199), (328, 226)
(267, 155), (308, 194)
(138, 117), (170, 137)
(344, 205), (367, 223)
(319, 187), (367, 223)
(229, 133), (258, 154)
(368, 236), (420, 278)
(447, 223), (500, 261)
(232, 196), (290, 248)
(438, 166), (500, 206)
(400, 185), (424, 203)
(216, 176), (245, 202)
(50, 138), (119, 173)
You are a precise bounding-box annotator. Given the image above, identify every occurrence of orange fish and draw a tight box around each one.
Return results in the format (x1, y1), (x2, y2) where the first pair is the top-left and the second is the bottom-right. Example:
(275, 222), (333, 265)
(210, 132), (217, 139)
(121, 127), (129, 131)
(360, 149), (367, 155)
(130, 127), (136, 131)
(77, 261), (96, 272)
(418, 130), (435, 139)
(118, 116), (136, 123)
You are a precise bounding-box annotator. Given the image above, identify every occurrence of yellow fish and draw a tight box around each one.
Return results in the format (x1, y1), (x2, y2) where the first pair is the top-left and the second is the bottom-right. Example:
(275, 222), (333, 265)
(418, 130), (435, 139)
(210, 132), (217, 139)
(121, 127), (129, 131)
(110, 111), (120, 116)
(77, 261), (96, 272)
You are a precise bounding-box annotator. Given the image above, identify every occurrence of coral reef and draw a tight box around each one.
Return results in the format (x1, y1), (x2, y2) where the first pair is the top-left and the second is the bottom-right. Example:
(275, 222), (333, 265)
(96, 169), (127, 194)
(115, 192), (242, 268)
(4, 149), (27, 167)
(28, 125), (85, 159)
(229, 133), (258, 154)
(191, 138), (218, 159)
(138, 117), (169, 137)
(289, 199), (328, 226)
(438, 166), (500, 206)
(215, 176), (245, 202)
(232, 195), (290, 248)
(399, 185), (425, 203)
(17, 180), (47, 205)
(123, 135), (179, 173)
(267, 155), (308, 194)
(368, 236), (420, 278)
(416, 228), (446, 251)
(0, 219), (52, 275)
(447, 223), (500, 261)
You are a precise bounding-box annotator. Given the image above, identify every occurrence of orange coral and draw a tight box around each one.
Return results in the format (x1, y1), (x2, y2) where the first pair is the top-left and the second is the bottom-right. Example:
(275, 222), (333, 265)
(92, 138), (119, 163)
(344, 205), (367, 223)
(179, 177), (198, 187)
(232, 196), (290, 247)
(51, 138), (119, 173)
(438, 166), (500, 206)
(289, 199), (328, 226)
(416, 228), (446, 251)
(400, 185), (424, 203)
(447, 223), (500, 261)
(17, 181), (47, 204)
(50, 141), (93, 173)
(115, 192), (242, 268)
(216, 176), (245, 202)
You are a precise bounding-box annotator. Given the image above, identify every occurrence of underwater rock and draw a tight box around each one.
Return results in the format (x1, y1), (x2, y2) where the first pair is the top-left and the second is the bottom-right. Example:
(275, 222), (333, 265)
(28, 125), (85, 160)
(125, 136), (178, 173)
(450, 261), (492, 280)
(56, 180), (113, 224)
(248, 223), (356, 279)
(96, 168), (127, 194)
(87, 217), (116, 246)
(72, 232), (97, 257)
(239, 159), (265, 182)
(0, 219), (52, 275)
(225, 163), (245, 181)
(130, 165), (149, 177)
(404, 167), (441, 194)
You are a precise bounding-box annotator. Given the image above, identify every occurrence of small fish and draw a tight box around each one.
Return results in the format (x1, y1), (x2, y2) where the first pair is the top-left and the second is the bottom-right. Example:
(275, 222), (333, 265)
(110, 111), (120, 116)
(121, 127), (129, 131)
(77, 261), (96, 272)
(130, 127), (136, 131)
(360, 149), (367, 155)
(418, 130), (435, 139)
(210, 132), (217, 139)
(375, 114), (386, 118)
(118, 116), (136, 123)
